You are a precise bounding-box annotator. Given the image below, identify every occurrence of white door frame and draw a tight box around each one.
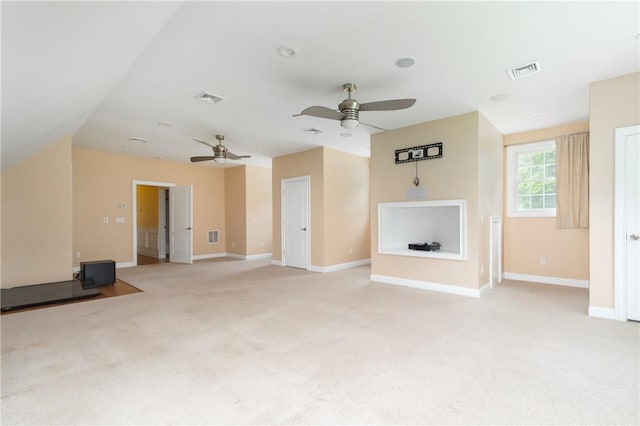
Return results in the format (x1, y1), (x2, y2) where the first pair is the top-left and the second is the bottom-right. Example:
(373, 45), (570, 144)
(132, 180), (175, 266)
(281, 176), (310, 269)
(614, 125), (639, 321)
(158, 189), (168, 260)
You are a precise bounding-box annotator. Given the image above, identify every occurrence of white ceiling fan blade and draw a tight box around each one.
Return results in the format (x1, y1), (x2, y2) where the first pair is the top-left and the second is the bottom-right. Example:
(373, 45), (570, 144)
(295, 106), (344, 121)
(360, 99), (416, 111)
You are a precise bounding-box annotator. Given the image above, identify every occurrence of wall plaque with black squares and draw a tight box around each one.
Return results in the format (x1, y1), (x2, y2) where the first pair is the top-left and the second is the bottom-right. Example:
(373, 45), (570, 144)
(395, 142), (443, 164)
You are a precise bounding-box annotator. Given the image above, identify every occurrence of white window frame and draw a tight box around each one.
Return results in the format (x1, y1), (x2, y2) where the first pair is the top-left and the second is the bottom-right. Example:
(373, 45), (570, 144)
(507, 140), (557, 218)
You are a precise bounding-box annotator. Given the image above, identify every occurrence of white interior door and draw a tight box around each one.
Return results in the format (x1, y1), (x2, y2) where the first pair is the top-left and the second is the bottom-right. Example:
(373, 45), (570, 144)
(170, 185), (193, 264)
(615, 125), (640, 321)
(282, 177), (309, 269)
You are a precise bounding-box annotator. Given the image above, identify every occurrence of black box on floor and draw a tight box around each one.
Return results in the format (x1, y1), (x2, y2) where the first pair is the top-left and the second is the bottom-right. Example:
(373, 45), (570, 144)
(80, 260), (115, 286)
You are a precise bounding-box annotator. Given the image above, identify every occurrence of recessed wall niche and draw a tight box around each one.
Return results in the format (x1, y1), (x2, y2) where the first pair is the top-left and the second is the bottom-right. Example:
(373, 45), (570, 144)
(378, 199), (466, 260)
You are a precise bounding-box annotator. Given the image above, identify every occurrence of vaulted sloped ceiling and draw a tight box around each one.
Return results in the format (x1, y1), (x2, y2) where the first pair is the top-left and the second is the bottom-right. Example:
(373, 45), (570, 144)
(2, 1), (639, 170)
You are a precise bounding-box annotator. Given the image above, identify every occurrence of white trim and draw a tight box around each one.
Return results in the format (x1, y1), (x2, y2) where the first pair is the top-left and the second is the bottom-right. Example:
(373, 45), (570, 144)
(377, 199), (467, 261)
(281, 176), (311, 270)
(480, 281), (491, 295)
(503, 272), (589, 288)
(370, 274), (483, 298)
(271, 259), (283, 266)
(489, 216), (502, 289)
(226, 252), (273, 260)
(192, 253), (226, 260)
(132, 180), (175, 267)
(72, 261), (134, 274)
(506, 140), (557, 218)
(588, 306), (615, 320)
(307, 259), (371, 273)
(614, 125), (640, 321)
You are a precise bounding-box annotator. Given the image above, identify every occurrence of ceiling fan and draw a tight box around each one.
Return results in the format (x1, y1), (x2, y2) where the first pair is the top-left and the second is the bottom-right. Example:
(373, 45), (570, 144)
(190, 134), (251, 164)
(294, 83), (416, 130)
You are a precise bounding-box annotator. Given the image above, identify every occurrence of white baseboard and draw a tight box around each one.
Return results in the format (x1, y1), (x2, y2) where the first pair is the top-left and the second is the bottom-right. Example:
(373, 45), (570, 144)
(271, 259), (283, 266)
(503, 272), (589, 288)
(370, 274), (483, 298)
(588, 306), (615, 320)
(192, 253), (226, 260)
(308, 259), (371, 273)
(226, 253), (273, 260)
(72, 260), (134, 274)
(480, 281), (491, 295)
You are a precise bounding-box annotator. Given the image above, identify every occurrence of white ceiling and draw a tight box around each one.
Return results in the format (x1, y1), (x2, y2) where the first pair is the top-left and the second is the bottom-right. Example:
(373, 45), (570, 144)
(2, 1), (639, 170)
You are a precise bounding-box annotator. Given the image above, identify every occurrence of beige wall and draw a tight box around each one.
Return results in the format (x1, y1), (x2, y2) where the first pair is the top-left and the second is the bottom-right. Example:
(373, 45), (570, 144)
(224, 166), (246, 255)
(73, 148), (226, 266)
(224, 165), (273, 256)
(272, 146), (370, 267)
(503, 121), (590, 280)
(370, 112), (483, 289)
(136, 185), (159, 228)
(589, 72), (640, 308)
(1, 137), (73, 287)
(323, 147), (370, 265)
(272, 147), (324, 265)
(245, 165), (273, 256)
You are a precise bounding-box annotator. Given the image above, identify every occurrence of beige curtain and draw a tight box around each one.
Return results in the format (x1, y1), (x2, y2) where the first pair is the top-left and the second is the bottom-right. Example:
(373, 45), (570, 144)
(556, 132), (589, 229)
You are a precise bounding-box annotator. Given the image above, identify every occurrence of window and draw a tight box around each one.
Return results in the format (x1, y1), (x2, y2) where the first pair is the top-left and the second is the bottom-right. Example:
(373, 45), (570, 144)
(507, 140), (556, 217)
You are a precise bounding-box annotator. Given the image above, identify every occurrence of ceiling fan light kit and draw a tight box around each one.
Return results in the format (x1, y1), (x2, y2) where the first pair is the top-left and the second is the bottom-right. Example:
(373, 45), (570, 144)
(295, 82), (416, 130)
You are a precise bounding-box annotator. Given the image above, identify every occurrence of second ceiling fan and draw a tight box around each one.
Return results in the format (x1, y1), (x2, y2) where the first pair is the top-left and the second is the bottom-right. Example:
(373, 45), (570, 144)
(295, 83), (416, 130)
(190, 134), (251, 164)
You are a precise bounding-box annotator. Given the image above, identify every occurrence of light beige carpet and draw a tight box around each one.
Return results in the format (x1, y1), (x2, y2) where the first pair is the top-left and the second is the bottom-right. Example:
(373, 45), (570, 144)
(1, 258), (638, 425)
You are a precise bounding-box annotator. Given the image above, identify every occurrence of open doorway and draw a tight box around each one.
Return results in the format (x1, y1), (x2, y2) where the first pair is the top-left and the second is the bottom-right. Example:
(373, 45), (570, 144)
(132, 180), (194, 267)
(132, 180), (174, 267)
(135, 184), (170, 265)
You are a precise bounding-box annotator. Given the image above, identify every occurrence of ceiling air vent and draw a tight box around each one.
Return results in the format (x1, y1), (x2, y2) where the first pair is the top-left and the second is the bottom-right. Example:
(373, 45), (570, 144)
(507, 61), (541, 80)
(196, 91), (225, 104)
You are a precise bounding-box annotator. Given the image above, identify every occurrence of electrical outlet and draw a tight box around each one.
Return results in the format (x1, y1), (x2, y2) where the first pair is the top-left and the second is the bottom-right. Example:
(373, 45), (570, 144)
(480, 264), (484, 274)
(539, 257), (546, 265)
(103, 217), (109, 224)
(75, 251), (81, 258)
(349, 248), (353, 254)
(231, 242), (235, 249)
(260, 241), (264, 248)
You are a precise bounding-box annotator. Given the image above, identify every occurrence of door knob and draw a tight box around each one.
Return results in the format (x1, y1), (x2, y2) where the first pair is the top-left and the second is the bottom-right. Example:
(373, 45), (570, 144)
(300, 227), (307, 231)
(630, 234), (639, 240)
(186, 227), (192, 231)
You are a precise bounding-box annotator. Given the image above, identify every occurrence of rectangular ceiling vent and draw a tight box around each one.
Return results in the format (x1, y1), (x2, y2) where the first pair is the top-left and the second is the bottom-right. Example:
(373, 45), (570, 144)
(507, 61), (541, 80)
(196, 91), (225, 104)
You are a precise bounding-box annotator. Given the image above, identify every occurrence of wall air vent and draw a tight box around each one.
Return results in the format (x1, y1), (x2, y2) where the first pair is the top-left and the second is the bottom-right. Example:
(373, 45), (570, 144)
(196, 91), (225, 104)
(208, 230), (219, 244)
(507, 61), (541, 80)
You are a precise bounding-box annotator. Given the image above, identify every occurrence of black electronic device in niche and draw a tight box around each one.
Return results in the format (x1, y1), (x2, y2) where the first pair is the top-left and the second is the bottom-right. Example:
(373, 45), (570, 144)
(408, 242), (441, 252)
(395, 142), (443, 164)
